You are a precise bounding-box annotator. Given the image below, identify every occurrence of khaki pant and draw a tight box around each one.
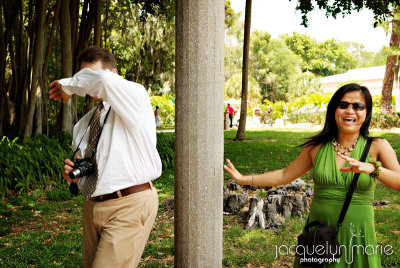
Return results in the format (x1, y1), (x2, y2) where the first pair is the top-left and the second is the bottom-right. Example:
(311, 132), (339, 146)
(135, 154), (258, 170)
(82, 184), (158, 268)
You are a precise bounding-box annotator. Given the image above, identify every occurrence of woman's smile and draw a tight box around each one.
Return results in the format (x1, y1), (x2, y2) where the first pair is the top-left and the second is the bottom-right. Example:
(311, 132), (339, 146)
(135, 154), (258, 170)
(335, 91), (366, 133)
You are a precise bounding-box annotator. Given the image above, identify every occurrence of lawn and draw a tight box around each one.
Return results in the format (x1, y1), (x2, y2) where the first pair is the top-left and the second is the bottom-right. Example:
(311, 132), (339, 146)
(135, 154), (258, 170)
(0, 129), (399, 267)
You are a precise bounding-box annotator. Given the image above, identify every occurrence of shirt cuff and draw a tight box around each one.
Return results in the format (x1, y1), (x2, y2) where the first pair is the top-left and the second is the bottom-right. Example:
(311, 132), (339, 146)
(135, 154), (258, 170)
(58, 78), (74, 95)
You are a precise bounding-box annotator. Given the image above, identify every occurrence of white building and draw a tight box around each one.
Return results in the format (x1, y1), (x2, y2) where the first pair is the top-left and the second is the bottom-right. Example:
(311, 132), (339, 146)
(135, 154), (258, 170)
(320, 65), (400, 111)
(320, 65), (392, 96)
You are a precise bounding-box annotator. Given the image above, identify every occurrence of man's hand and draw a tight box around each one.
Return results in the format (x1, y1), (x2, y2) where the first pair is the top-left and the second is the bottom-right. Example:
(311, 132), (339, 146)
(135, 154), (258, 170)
(63, 156), (81, 184)
(49, 80), (71, 103)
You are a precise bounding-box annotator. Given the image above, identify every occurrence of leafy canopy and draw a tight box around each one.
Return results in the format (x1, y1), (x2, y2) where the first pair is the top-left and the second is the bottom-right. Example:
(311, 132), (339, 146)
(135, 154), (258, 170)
(283, 32), (357, 77)
(292, 0), (400, 26)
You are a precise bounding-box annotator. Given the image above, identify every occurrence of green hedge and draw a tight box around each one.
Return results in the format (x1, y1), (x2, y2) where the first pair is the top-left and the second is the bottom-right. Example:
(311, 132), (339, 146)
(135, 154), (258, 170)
(0, 132), (175, 195)
(371, 111), (400, 129)
(156, 132), (175, 170)
(288, 111), (326, 125)
(247, 93), (400, 128)
(0, 134), (71, 194)
(150, 94), (175, 126)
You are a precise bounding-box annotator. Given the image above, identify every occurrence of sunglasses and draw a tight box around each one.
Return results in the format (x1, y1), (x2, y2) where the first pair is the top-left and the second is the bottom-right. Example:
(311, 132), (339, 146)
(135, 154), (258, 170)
(337, 101), (366, 111)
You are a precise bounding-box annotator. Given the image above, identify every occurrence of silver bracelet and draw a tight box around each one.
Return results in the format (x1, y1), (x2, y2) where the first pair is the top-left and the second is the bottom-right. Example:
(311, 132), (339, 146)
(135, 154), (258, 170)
(252, 173), (255, 186)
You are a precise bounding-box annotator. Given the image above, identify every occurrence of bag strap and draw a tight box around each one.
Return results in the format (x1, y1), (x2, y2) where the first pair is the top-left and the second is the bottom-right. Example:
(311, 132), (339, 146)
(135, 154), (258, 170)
(304, 220), (325, 232)
(336, 136), (373, 230)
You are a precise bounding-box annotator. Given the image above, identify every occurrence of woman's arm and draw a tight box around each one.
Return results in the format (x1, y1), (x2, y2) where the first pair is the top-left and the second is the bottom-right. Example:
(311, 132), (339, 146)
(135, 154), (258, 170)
(224, 145), (315, 187)
(340, 138), (400, 191)
(375, 139), (400, 191)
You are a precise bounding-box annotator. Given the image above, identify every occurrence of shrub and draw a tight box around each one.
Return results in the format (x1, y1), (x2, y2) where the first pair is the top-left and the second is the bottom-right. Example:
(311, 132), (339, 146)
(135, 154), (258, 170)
(259, 100), (285, 121)
(0, 134), (71, 195)
(46, 184), (73, 201)
(0, 132), (175, 195)
(156, 133), (175, 171)
(288, 111), (326, 125)
(253, 93), (331, 124)
(287, 93), (331, 113)
(371, 94), (396, 111)
(370, 111), (400, 129)
(151, 94), (175, 126)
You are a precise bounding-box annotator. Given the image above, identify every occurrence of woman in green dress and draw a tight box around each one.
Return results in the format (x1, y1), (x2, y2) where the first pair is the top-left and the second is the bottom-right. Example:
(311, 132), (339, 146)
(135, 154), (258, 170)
(224, 83), (400, 267)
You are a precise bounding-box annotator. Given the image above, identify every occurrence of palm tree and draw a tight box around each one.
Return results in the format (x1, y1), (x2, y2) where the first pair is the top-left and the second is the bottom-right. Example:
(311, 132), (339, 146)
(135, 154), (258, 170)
(235, 0), (252, 141)
(381, 8), (400, 112)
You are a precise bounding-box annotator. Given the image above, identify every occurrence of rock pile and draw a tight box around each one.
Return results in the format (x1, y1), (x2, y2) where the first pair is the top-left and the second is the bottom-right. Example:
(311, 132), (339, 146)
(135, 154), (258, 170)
(223, 178), (313, 230)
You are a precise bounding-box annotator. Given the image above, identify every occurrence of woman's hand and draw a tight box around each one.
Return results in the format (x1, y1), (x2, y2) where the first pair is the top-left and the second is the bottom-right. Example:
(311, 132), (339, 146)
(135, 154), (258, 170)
(339, 155), (374, 174)
(224, 159), (246, 185)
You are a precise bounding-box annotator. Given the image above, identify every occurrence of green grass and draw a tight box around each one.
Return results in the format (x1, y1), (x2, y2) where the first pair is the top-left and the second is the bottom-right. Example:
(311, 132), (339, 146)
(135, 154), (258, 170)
(370, 130), (400, 267)
(0, 128), (399, 267)
(0, 187), (83, 267)
(224, 128), (316, 178)
(222, 214), (306, 267)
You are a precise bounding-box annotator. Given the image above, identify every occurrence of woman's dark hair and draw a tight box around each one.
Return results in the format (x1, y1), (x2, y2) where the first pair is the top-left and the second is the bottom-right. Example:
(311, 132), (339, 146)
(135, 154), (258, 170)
(301, 83), (373, 147)
(78, 46), (117, 70)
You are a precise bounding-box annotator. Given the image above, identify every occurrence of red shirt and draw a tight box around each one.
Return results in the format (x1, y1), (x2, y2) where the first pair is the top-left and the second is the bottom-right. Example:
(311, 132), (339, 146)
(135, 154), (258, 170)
(227, 106), (234, 114)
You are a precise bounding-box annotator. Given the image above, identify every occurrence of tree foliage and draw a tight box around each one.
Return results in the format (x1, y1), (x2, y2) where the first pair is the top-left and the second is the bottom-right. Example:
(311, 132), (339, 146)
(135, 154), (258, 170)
(253, 38), (301, 101)
(107, 0), (175, 93)
(224, 73), (261, 100)
(2, 0), (398, 140)
(0, 0), (176, 140)
(225, 26), (329, 102)
(292, 0), (400, 113)
(292, 0), (400, 27)
(283, 33), (357, 77)
(341, 41), (387, 68)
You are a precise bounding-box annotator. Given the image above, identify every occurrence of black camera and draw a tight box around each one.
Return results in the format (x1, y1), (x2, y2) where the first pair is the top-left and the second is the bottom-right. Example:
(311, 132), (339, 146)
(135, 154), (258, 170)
(69, 158), (94, 179)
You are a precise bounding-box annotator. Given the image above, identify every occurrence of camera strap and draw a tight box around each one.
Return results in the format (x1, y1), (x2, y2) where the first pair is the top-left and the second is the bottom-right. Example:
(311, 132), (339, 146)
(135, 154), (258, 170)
(72, 104), (111, 159)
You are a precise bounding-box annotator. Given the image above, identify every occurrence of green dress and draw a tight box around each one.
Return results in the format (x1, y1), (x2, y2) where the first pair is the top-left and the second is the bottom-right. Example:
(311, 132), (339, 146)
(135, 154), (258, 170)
(295, 137), (380, 267)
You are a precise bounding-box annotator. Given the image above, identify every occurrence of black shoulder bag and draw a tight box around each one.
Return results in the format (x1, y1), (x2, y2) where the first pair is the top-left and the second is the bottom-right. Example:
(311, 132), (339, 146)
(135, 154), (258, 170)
(296, 137), (373, 267)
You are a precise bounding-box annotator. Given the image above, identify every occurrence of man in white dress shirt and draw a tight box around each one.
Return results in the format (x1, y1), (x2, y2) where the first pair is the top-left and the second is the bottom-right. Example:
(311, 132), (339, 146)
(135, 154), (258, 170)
(49, 46), (162, 268)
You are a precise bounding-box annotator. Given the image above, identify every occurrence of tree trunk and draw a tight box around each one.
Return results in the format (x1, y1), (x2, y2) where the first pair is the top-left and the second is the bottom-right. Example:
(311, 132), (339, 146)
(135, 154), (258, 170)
(34, 95), (42, 136)
(70, 0), (80, 60)
(16, 1), (31, 137)
(93, 0), (102, 47)
(42, 0), (61, 83)
(0, 0), (6, 136)
(381, 15), (400, 112)
(42, 0), (61, 135)
(23, 0), (47, 142)
(104, 0), (110, 48)
(3, 0), (26, 135)
(235, 0), (252, 141)
(59, 0), (74, 134)
(83, 0), (102, 113)
(75, 0), (94, 69)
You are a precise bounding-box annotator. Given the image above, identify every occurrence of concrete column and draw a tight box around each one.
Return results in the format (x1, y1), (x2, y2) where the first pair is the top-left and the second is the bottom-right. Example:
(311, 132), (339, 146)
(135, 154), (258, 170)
(174, 0), (224, 267)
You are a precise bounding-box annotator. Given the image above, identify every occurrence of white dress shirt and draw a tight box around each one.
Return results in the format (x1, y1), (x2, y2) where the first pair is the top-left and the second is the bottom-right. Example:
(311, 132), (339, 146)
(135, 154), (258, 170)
(59, 68), (162, 197)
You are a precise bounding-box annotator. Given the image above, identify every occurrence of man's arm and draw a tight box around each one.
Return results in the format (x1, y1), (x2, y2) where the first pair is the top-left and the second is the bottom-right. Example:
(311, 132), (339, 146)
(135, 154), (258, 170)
(48, 68), (103, 103)
(49, 80), (72, 103)
(49, 68), (149, 132)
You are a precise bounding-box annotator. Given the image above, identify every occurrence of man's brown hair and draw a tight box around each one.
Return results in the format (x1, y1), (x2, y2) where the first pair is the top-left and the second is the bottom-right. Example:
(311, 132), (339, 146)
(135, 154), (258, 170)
(78, 46), (117, 70)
